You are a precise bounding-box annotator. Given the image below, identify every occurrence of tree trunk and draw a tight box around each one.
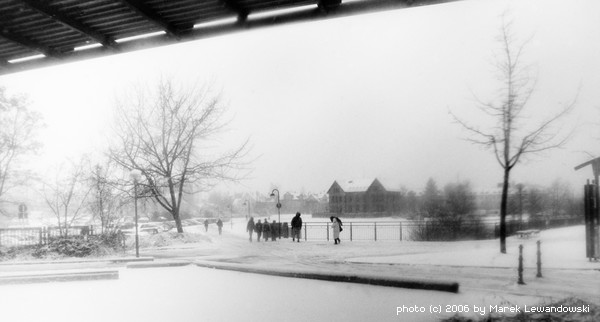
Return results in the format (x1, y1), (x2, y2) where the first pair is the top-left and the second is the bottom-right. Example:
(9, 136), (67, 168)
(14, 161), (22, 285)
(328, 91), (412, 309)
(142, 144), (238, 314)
(173, 210), (183, 233)
(499, 168), (511, 253)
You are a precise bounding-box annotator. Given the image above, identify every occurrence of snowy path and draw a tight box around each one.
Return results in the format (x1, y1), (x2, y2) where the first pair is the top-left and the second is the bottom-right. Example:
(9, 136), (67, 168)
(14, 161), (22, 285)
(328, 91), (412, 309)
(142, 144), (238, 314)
(141, 224), (600, 307)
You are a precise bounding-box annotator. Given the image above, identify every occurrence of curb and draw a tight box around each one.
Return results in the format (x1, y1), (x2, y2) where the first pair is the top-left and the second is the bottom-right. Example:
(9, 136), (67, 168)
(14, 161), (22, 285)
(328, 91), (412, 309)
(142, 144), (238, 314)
(0, 257), (154, 266)
(194, 260), (459, 293)
(127, 260), (191, 269)
(0, 270), (119, 285)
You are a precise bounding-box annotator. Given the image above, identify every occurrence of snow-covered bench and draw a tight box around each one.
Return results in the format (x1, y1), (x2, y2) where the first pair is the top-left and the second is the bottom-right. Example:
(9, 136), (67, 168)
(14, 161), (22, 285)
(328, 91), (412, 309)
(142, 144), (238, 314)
(516, 229), (540, 239)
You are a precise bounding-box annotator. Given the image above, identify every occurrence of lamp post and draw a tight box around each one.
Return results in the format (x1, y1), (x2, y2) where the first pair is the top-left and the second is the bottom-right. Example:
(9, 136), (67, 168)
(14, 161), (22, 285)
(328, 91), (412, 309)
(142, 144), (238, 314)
(243, 200), (250, 221)
(270, 189), (281, 239)
(228, 205), (232, 230)
(130, 169), (142, 258)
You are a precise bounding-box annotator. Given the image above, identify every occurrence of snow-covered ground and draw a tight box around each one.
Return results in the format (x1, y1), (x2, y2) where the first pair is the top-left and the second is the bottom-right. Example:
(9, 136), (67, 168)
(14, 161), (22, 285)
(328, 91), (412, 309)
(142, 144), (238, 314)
(1, 217), (598, 322)
(145, 218), (600, 309)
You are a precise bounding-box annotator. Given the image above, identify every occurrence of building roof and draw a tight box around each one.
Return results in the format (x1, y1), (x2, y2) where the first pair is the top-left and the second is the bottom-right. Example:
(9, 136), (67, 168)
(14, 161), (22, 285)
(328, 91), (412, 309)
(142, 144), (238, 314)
(0, 0), (457, 75)
(336, 179), (374, 192)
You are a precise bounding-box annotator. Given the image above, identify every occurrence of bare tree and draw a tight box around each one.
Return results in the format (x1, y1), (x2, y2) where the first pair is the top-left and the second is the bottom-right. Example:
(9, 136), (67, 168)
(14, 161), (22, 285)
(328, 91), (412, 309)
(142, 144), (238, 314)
(39, 158), (93, 237)
(88, 163), (130, 234)
(451, 17), (575, 253)
(420, 178), (443, 218)
(545, 178), (572, 218)
(109, 79), (249, 233)
(443, 181), (476, 218)
(0, 87), (43, 207)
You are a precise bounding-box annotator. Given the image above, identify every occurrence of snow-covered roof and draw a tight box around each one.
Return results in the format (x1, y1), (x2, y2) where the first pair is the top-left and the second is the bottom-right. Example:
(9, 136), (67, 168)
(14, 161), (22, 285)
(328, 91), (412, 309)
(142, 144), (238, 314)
(337, 179), (374, 192)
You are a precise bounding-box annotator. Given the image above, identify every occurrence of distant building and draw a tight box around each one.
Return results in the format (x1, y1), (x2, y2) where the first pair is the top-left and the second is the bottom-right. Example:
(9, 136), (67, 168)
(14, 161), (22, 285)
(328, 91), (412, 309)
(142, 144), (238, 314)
(326, 178), (402, 217)
(254, 191), (328, 215)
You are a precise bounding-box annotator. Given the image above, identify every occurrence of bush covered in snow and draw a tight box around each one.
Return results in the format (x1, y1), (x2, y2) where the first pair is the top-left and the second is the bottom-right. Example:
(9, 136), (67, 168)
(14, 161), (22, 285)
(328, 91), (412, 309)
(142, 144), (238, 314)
(128, 231), (212, 248)
(0, 233), (126, 261)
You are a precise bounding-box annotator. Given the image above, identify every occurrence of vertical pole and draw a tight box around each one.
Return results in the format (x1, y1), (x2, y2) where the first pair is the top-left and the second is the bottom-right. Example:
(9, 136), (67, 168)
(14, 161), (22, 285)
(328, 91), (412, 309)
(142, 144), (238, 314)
(304, 222), (307, 241)
(374, 222), (377, 241)
(327, 222), (329, 241)
(399, 222), (402, 241)
(536, 240), (542, 278)
(518, 244), (525, 285)
(134, 181), (139, 258)
(350, 222), (353, 241)
(585, 182), (593, 260)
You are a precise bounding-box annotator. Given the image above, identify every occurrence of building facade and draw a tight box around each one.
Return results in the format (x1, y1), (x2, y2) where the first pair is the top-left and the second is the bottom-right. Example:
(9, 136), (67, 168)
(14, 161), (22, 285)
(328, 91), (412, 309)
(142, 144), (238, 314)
(327, 179), (402, 216)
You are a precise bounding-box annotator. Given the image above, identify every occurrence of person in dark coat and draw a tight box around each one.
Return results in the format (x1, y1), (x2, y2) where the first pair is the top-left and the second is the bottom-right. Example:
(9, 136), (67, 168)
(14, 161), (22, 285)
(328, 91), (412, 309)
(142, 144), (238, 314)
(291, 212), (302, 242)
(270, 220), (278, 241)
(204, 219), (209, 232)
(246, 217), (255, 242)
(216, 218), (223, 235)
(255, 219), (263, 242)
(262, 219), (271, 241)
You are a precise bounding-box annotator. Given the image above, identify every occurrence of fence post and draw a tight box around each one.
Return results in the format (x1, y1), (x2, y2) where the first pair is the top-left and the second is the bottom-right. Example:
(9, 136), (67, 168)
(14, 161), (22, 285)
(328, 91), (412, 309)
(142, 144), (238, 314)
(350, 222), (353, 241)
(518, 244), (526, 285)
(327, 222), (329, 241)
(304, 222), (307, 241)
(374, 222), (377, 241)
(536, 240), (542, 278)
(399, 222), (402, 241)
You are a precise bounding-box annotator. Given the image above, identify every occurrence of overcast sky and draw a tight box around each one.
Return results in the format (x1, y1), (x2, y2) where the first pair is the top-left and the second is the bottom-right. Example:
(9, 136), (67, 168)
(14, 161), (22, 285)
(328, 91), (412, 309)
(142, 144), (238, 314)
(1, 0), (599, 195)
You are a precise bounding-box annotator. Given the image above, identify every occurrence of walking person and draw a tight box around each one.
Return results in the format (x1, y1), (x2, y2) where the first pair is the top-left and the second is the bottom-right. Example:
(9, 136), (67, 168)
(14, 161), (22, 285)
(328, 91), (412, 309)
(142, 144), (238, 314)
(255, 219), (263, 242)
(262, 218), (271, 241)
(204, 219), (209, 232)
(246, 217), (255, 242)
(330, 216), (341, 244)
(291, 212), (302, 242)
(216, 218), (223, 235)
(270, 220), (278, 241)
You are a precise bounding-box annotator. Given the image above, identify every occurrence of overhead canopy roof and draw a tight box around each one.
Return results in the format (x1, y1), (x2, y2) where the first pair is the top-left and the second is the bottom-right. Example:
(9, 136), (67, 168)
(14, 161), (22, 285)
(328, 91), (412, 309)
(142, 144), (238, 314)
(0, 0), (457, 76)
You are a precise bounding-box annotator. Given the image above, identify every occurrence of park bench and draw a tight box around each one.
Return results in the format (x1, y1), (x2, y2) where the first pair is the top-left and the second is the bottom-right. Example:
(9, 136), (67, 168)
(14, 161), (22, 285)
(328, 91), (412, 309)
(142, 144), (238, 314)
(516, 229), (540, 239)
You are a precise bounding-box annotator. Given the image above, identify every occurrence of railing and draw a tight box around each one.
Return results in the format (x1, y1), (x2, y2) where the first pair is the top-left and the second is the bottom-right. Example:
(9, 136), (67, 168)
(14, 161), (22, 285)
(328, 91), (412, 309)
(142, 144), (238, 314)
(299, 218), (584, 242)
(0, 226), (95, 247)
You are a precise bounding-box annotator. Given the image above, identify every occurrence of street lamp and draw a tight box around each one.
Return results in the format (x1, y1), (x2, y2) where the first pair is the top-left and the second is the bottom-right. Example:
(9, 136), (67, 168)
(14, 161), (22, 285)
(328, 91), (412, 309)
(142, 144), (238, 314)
(270, 189), (281, 239)
(130, 169), (142, 258)
(243, 200), (251, 221)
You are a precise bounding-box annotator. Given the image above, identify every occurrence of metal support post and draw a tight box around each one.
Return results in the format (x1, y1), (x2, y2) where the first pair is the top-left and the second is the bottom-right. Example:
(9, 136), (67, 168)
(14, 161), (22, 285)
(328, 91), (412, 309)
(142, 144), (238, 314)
(350, 222), (353, 241)
(374, 222), (377, 241)
(518, 244), (525, 285)
(536, 240), (543, 278)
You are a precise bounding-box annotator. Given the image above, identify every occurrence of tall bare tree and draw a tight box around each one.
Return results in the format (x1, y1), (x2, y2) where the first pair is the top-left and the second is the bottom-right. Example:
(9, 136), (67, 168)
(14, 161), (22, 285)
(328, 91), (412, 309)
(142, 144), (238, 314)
(40, 158), (93, 237)
(0, 87), (43, 207)
(110, 79), (249, 233)
(451, 17), (575, 253)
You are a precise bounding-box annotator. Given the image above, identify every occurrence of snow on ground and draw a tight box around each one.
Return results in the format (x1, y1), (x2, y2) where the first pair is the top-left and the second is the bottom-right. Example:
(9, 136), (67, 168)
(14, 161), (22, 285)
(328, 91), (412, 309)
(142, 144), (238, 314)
(3, 217), (597, 322)
(0, 265), (547, 322)
(347, 226), (598, 270)
(141, 218), (600, 309)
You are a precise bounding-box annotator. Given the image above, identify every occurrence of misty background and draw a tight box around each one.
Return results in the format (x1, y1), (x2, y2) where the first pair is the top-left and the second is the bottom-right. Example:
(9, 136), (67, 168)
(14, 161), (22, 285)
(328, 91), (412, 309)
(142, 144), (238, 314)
(1, 0), (599, 198)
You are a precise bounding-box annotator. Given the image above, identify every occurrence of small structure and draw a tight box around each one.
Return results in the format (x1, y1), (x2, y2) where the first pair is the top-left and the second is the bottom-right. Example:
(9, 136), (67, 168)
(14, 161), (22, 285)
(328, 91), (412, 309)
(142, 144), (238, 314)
(575, 157), (600, 260)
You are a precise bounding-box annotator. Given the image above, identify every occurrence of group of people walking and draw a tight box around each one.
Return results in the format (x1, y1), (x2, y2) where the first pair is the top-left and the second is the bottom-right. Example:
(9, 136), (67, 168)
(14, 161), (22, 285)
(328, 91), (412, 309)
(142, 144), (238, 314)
(245, 217), (280, 242)
(246, 212), (343, 245)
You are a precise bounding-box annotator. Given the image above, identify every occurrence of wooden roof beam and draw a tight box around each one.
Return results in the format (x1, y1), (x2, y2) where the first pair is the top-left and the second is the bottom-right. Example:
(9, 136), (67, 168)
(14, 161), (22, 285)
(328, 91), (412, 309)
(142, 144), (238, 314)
(19, 0), (118, 49)
(318, 0), (342, 11)
(0, 28), (60, 59)
(119, 0), (184, 39)
(221, 0), (250, 23)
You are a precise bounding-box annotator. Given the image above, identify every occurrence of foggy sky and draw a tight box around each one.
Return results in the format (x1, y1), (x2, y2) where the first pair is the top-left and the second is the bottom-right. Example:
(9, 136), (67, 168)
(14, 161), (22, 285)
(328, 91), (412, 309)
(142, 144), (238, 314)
(1, 0), (599, 195)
